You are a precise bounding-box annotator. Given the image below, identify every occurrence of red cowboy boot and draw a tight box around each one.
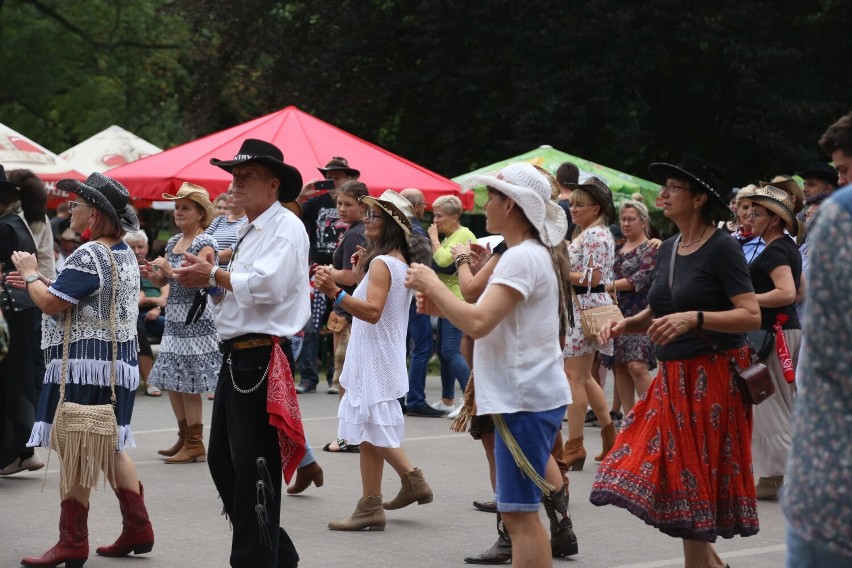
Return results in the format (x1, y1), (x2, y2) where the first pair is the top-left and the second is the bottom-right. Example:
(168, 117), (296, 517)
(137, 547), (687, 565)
(21, 498), (89, 567)
(95, 482), (154, 557)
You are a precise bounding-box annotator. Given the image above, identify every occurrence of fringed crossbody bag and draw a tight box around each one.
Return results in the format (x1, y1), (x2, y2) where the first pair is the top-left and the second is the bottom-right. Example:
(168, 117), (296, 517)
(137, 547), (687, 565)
(50, 242), (119, 492)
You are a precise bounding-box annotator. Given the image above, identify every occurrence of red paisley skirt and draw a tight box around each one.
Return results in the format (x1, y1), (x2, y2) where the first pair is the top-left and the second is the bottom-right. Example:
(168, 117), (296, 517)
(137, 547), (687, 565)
(590, 347), (759, 542)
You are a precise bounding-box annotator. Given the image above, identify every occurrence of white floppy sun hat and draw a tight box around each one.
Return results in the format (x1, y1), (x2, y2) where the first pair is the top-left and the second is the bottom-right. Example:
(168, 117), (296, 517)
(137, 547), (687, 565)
(462, 162), (568, 246)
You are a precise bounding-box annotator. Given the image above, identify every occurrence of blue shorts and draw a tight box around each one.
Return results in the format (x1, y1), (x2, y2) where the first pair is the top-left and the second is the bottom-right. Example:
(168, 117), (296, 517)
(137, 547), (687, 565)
(494, 405), (567, 513)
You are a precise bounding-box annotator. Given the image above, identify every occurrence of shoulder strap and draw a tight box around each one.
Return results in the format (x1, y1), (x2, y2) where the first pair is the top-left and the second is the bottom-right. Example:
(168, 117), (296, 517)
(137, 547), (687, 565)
(668, 235), (681, 291)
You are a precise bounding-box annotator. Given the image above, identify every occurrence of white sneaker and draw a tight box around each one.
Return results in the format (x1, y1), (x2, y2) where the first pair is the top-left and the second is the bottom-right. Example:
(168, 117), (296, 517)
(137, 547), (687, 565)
(430, 400), (456, 413)
(447, 405), (462, 419)
(0, 454), (45, 476)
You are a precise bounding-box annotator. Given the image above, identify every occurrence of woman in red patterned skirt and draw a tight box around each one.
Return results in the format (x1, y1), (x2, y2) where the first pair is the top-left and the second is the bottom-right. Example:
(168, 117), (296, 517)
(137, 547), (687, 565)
(591, 155), (761, 568)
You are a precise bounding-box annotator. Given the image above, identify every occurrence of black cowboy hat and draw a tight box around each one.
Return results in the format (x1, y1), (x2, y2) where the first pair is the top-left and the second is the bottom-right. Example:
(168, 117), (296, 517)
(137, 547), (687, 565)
(57, 173), (140, 232)
(210, 139), (303, 203)
(317, 156), (360, 178)
(565, 176), (617, 224)
(0, 164), (22, 191)
(648, 154), (729, 211)
(797, 162), (838, 187)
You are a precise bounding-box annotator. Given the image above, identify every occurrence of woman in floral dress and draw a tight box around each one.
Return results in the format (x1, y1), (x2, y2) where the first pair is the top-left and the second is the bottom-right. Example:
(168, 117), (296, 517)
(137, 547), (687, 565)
(561, 177), (617, 469)
(608, 201), (658, 413)
(145, 183), (222, 464)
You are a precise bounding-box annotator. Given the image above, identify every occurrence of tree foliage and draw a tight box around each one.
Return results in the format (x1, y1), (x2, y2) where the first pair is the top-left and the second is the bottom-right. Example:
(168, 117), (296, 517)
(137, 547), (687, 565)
(1, 0), (850, 188)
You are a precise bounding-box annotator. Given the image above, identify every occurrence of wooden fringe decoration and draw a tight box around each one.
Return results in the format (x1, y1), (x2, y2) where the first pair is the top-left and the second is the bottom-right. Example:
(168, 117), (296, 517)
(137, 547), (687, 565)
(49, 242), (119, 493)
(491, 414), (555, 496)
(450, 370), (476, 433)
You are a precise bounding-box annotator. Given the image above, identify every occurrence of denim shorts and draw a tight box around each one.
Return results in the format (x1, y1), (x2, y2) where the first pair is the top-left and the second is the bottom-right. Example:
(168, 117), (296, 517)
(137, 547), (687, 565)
(494, 405), (567, 512)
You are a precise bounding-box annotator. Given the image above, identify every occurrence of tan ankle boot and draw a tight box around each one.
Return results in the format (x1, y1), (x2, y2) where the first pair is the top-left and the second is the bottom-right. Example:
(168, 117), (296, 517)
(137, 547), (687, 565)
(595, 423), (617, 462)
(563, 436), (586, 471)
(328, 495), (386, 531)
(755, 475), (783, 500)
(382, 468), (433, 510)
(164, 423), (206, 464)
(157, 419), (187, 457)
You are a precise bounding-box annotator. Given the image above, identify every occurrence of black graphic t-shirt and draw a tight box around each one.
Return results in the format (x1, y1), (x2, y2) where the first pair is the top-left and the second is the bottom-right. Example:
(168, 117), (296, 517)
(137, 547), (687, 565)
(302, 192), (348, 264)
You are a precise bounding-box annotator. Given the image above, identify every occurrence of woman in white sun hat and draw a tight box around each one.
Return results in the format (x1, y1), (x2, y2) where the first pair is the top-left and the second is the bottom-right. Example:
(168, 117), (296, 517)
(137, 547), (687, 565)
(406, 163), (574, 566)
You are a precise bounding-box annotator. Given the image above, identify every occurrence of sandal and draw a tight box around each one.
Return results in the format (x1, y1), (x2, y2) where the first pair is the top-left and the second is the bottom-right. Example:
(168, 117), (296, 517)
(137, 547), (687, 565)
(145, 383), (162, 397)
(322, 438), (360, 453)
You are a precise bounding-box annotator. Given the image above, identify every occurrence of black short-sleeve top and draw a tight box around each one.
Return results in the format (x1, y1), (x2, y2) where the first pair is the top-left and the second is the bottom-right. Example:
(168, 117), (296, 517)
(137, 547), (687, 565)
(748, 236), (802, 330)
(647, 229), (754, 361)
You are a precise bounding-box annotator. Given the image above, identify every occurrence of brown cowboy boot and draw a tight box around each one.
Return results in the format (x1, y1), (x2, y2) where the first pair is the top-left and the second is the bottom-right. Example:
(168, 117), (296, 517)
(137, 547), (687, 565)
(157, 419), (187, 457)
(286, 461), (324, 495)
(563, 435), (587, 471)
(164, 423), (206, 464)
(595, 423), (617, 462)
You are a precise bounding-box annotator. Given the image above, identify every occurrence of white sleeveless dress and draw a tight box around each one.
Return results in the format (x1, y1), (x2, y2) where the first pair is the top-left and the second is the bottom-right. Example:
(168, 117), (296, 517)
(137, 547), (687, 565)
(337, 255), (412, 447)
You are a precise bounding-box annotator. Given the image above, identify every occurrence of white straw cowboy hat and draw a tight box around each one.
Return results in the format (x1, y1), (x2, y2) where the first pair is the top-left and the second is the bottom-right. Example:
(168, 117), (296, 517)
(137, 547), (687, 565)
(759, 176), (805, 214)
(749, 185), (798, 234)
(360, 189), (414, 236)
(462, 162), (568, 246)
(161, 182), (216, 228)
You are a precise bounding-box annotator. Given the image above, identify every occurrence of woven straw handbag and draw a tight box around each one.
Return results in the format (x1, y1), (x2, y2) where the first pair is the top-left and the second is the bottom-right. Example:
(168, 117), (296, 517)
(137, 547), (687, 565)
(49, 242), (119, 492)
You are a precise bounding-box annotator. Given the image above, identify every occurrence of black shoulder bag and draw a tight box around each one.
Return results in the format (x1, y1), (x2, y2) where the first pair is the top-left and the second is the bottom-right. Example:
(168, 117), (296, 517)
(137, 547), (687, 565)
(668, 236), (774, 405)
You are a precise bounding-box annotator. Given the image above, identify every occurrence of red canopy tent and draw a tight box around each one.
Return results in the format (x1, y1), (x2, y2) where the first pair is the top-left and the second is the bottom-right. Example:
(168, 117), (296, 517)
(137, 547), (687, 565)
(0, 122), (86, 209)
(108, 106), (470, 208)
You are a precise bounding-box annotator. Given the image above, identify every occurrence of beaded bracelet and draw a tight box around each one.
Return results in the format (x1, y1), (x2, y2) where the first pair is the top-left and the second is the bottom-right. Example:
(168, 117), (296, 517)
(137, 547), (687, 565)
(454, 254), (472, 268)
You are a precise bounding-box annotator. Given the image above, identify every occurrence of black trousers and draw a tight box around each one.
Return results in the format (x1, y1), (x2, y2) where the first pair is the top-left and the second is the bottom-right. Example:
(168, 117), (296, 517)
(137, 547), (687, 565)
(208, 344), (299, 568)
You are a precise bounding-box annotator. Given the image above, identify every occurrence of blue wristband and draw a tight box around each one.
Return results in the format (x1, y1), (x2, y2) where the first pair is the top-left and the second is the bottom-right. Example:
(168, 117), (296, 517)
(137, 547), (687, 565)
(334, 290), (347, 306)
(208, 286), (224, 297)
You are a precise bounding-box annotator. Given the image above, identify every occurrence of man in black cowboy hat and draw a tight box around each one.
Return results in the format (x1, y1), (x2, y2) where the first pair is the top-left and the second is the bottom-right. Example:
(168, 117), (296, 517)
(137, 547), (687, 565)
(293, 156), (360, 395)
(798, 162), (838, 200)
(174, 138), (310, 568)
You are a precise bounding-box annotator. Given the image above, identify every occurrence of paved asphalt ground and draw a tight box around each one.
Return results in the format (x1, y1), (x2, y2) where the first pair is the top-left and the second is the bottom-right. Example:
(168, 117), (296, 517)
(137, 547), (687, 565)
(1, 373), (788, 567)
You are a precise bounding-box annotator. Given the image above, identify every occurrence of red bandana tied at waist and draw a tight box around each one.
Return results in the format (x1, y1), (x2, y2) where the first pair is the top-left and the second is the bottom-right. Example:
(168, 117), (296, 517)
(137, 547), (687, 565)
(267, 338), (306, 483)
(773, 314), (795, 384)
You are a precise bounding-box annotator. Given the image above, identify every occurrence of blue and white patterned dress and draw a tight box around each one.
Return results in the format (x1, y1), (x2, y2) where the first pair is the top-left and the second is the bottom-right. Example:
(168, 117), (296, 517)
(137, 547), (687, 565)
(148, 233), (222, 393)
(28, 241), (140, 451)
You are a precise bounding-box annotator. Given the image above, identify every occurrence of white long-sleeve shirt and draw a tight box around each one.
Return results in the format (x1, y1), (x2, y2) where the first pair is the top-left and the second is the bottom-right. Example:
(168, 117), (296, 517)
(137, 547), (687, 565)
(212, 201), (311, 341)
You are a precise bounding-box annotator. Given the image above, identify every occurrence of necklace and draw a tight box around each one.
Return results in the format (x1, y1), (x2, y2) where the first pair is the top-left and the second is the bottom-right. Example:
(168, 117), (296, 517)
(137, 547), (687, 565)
(678, 225), (710, 248)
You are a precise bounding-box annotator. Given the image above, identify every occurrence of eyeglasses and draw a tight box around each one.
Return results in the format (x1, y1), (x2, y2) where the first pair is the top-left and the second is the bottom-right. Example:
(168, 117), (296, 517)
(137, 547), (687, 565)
(365, 209), (381, 222)
(746, 211), (773, 219)
(68, 201), (90, 211)
(620, 217), (640, 223)
(659, 183), (690, 194)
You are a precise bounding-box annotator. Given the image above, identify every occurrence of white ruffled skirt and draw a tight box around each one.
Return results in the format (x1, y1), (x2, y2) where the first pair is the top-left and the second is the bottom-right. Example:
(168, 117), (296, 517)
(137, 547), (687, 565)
(337, 392), (405, 448)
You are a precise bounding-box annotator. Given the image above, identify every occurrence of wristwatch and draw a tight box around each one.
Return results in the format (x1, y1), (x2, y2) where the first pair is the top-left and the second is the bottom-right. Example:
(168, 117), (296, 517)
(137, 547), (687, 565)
(208, 266), (219, 288)
(25, 274), (39, 287)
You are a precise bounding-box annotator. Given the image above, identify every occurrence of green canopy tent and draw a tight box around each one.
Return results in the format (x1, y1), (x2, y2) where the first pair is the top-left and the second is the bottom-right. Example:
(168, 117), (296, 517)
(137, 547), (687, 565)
(452, 145), (661, 215)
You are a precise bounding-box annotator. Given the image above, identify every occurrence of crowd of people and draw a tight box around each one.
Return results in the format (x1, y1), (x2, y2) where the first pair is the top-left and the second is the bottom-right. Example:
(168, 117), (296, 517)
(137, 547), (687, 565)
(0, 108), (851, 568)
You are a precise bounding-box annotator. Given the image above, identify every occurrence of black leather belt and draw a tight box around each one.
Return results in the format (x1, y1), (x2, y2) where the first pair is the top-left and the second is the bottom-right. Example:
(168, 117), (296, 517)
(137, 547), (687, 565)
(573, 285), (606, 294)
(219, 334), (289, 354)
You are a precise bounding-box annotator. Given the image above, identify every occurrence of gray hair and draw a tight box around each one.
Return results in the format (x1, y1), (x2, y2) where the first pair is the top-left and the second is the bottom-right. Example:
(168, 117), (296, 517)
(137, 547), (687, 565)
(123, 230), (148, 244)
(432, 195), (463, 217)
